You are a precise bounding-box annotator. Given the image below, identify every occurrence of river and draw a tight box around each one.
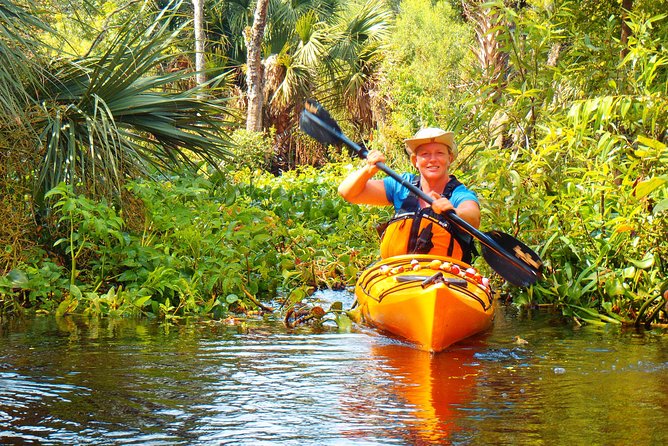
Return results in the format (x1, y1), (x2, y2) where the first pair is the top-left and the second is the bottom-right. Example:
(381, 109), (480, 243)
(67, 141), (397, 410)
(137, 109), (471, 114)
(1, 291), (666, 445)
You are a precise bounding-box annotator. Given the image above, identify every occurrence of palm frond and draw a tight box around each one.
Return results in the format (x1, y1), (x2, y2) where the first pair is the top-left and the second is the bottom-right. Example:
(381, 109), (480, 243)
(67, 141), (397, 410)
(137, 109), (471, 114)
(31, 1), (236, 208)
(0, 0), (55, 121)
(314, 0), (393, 127)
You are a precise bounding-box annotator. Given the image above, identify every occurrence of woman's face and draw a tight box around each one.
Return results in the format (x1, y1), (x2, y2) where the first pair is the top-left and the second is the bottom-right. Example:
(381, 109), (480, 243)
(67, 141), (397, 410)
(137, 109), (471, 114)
(411, 142), (453, 182)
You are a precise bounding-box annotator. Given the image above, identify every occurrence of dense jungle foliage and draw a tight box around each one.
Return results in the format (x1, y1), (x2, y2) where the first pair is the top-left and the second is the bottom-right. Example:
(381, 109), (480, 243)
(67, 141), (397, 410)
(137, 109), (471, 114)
(1, 0), (666, 327)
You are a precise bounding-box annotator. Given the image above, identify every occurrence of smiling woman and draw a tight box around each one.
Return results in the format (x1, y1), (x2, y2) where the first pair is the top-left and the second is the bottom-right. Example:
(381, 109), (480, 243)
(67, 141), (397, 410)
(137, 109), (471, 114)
(300, 100), (543, 287)
(338, 126), (480, 262)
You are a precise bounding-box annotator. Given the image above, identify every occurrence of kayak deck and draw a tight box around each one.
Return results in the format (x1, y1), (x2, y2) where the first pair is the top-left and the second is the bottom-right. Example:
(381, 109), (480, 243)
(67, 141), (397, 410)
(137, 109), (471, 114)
(355, 255), (495, 352)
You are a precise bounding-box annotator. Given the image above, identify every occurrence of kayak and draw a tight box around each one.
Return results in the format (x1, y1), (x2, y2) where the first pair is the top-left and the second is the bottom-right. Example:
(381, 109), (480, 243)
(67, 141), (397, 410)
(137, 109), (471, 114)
(354, 254), (495, 352)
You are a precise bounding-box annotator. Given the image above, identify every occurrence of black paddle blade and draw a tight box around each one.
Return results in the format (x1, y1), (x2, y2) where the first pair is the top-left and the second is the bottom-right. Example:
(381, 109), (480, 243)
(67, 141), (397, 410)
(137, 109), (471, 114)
(481, 230), (544, 287)
(299, 99), (342, 147)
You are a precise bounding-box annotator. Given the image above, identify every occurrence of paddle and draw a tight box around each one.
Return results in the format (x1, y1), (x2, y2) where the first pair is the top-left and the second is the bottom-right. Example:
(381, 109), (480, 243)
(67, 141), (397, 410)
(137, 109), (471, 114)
(299, 99), (544, 287)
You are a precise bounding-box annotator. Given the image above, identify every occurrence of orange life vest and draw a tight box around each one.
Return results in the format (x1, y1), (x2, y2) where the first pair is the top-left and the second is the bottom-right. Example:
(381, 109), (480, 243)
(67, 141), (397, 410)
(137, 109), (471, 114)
(379, 176), (475, 262)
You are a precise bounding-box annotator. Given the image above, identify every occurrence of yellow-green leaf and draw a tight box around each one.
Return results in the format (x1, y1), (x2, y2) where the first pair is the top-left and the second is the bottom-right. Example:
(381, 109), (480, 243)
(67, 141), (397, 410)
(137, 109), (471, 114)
(635, 177), (667, 199)
(654, 198), (668, 214)
(629, 253), (654, 269)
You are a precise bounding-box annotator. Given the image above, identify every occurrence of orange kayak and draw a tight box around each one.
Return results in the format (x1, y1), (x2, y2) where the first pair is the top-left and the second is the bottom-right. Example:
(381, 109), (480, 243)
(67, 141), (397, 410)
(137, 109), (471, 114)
(354, 254), (495, 352)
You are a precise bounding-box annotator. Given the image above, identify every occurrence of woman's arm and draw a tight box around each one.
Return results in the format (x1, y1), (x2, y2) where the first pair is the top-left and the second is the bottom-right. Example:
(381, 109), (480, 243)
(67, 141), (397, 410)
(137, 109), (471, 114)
(454, 200), (481, 228)
(338, 150), (391, 206)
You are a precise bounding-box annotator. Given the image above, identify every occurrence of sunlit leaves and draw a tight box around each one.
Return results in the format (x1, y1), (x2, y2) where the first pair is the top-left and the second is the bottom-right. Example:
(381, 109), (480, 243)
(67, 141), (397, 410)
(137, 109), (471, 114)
(380, 0), (473, 133)
(634, 176), (667, 199)
(2, 1), (237, 214)
(436, 1), (668, 323)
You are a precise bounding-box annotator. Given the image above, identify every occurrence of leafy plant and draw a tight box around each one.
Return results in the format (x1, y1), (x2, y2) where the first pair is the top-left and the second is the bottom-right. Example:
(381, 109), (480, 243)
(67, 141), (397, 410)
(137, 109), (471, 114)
(449, 2), (668, 323)
(1, 0), (237, 215)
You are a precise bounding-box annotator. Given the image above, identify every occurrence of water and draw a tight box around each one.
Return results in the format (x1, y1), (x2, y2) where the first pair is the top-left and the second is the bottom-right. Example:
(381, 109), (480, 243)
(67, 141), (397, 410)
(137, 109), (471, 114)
(1, 291), (666, 445)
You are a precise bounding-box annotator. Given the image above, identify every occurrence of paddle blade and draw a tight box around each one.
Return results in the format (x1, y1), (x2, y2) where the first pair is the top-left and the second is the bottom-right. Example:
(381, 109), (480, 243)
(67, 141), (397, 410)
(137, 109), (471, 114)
(481, 230), (544, 287)
(299, 99), (342, 147)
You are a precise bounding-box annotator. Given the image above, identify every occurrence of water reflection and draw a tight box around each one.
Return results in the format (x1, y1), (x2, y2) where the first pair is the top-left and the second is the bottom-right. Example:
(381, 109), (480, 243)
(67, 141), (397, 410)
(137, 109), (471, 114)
(371, 343), (481, 445)
(0, 308), (666, 445)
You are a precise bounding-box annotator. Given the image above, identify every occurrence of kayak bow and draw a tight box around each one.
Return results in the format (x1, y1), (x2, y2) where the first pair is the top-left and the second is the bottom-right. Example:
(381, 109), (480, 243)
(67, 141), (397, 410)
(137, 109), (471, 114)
(355, 255), (495, 352)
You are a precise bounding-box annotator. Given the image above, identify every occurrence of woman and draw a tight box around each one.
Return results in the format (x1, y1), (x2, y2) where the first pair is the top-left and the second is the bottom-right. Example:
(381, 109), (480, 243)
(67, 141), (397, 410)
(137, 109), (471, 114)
(338, 127), (480, 262)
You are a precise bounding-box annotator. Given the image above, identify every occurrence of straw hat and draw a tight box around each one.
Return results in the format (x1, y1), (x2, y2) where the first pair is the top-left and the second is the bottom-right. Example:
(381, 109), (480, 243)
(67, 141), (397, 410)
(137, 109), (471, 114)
(404, 127), (457, 159)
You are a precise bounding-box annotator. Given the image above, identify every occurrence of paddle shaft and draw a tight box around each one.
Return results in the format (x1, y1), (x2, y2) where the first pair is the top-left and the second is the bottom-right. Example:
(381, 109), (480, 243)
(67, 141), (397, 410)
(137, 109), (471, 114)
(303, 110), (536, 277)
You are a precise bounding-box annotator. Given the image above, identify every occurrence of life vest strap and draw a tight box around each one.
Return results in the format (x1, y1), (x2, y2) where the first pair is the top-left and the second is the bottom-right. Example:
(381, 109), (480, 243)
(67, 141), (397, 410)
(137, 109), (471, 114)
(379, 174), (475, 262)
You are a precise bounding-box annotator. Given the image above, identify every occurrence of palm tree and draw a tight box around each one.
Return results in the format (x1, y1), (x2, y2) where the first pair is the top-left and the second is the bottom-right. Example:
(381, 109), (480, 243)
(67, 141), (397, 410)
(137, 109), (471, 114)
(0, 0), (49, 126)
(1, 0), (237, 214)
(318, 0), (393, 132)
(246, 0), (271, 131)
(193, 0), (208, 86)
(207, 0), (255, 67)
(221, 0), (392, 167)
(204, 0), (343, 167)
(265, 0), (393, 166)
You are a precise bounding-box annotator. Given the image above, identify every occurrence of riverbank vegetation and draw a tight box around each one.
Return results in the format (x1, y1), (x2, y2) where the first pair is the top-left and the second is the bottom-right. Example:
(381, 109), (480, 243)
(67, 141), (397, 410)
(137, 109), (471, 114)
(1, 0), (666, 326)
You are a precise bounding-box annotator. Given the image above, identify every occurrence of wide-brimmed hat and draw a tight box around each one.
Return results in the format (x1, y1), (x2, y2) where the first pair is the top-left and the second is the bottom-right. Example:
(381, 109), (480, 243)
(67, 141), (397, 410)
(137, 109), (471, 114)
(404, 127), (457, 159)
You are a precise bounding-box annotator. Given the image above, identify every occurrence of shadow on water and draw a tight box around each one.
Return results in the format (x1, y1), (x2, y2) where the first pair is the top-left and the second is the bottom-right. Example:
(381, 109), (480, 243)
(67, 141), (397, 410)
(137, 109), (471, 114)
(0, 293), (666, 445)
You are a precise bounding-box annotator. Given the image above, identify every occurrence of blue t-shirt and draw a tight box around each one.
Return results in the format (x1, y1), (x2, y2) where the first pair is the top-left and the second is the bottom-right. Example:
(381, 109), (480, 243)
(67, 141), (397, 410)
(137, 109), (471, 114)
(383, 173), (479, 211)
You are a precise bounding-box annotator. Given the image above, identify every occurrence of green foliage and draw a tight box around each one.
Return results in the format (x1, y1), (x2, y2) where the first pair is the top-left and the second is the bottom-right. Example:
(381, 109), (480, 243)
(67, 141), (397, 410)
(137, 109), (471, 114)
(446, 1), (668, 324)
(46, 183), (126, 284)
(207, 0), (395, 169)
(3, 0), (667, 328)
(0, 256), (69, 314)
(0, 165), (386, 319)
(231, 162), (389, 292)
(226, 128), (276, 171)
(0, 0), (48, 119)
(370, 0), (667, 324)
(380, 0), (475, 135)
(1, 0), (236, 215)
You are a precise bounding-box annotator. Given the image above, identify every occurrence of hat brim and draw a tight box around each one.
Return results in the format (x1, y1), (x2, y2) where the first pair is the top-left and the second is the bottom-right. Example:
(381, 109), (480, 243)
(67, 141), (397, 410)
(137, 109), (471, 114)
(404, 132), (457, 159)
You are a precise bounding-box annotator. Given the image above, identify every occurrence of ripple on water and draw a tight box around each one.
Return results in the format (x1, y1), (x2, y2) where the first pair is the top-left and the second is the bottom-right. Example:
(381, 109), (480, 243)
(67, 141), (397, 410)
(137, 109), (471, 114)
(0, 371), (84, 406)
(0, 307), (666, 445)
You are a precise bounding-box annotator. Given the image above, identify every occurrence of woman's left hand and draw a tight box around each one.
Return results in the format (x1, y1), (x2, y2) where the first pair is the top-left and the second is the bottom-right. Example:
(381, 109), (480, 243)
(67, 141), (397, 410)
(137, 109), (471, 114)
(428, 191), (454, 214)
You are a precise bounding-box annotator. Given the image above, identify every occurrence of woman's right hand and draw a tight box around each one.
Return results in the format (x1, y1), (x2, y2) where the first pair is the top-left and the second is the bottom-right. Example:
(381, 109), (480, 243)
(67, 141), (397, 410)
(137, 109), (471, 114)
(338, 149), (392, 206)
(365, 150), (386, 174)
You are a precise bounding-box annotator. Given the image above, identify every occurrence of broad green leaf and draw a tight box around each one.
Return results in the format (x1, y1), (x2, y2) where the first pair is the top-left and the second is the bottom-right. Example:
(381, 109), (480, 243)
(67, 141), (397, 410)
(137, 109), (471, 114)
(637, 135), (666, 151)
(253, 233), (271, 243)
(654, 198), (668, 214)
(56, 297), (78, 317)
(133, 295), (152, 308)
(629, 253), (654, 269)
(622, 266), (636, 279)
(7, 269), (29, 287)
(289, 288), (306, 302)
(605, 279), (625, 297)
(635, 176), (667, 199)
(335, 313), (353, 332)
(601, 301), (613, 313)
(69, 284), (82, 299)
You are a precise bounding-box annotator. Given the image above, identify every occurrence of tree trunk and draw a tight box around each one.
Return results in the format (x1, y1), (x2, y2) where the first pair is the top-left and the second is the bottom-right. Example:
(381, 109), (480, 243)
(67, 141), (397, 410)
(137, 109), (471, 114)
(620, 0), (633, 59)
(192, 0), (206, 87)
(616, 0), (633, 186)
(246, 0), (270, 132)
(462, 1), (507, 92)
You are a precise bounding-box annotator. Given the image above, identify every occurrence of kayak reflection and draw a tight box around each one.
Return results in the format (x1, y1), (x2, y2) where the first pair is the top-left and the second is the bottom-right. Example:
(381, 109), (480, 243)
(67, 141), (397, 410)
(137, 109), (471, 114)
(373, 341), (481, 444)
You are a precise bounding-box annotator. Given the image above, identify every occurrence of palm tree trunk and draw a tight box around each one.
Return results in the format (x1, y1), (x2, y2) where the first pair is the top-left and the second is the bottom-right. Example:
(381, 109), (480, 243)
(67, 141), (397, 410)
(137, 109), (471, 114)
(193, 0), (206, 86)
(246, 0), (270, 132)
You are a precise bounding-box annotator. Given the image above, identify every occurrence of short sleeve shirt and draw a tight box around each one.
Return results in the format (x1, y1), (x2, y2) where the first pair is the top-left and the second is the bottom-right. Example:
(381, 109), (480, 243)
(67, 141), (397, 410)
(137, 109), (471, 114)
(383, 173), (479, 211)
